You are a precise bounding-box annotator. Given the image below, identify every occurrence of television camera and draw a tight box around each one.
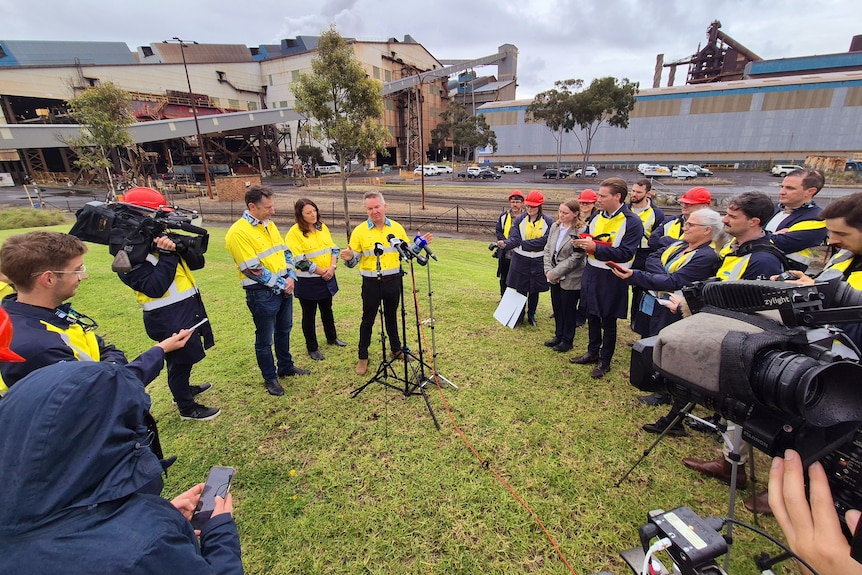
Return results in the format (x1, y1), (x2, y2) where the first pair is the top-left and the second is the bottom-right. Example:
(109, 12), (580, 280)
(69, 200), (209, 273)
(623, 271), (862, 572)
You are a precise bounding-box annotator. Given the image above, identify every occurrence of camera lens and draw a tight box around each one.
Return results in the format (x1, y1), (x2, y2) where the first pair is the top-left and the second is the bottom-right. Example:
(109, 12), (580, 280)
(488, 242), (497, 251)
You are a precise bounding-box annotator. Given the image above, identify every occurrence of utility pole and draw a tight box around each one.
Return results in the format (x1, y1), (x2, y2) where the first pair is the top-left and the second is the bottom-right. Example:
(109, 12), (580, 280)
(164, 37), (215, 200)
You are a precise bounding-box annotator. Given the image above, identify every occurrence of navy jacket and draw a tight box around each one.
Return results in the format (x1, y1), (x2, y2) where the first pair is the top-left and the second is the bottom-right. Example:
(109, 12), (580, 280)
(0, 362), (243, 574)
(0, 297), (164, 388)
(766, 202), (826, 271)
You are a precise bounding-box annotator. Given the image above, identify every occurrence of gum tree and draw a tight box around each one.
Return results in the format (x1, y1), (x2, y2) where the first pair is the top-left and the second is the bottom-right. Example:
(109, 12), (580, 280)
(526, 79), (582, 172)
(65, 82), (134, 199)
(569, 77), (639, 172)
(292, 27), (389, 236)
(431, 103), (496, 174)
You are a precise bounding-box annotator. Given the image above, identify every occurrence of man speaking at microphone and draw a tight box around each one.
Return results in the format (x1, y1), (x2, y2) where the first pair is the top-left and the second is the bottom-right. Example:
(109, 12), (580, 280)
(340, 192), (432, 376)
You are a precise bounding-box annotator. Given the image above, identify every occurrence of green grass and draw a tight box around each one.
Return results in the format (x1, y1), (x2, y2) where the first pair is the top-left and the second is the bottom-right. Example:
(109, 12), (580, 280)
(0, 223), (793, 575)
(0, 207), (70, 230)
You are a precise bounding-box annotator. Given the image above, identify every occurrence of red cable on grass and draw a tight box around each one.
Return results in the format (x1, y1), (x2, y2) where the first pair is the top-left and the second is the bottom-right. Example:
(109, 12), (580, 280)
(407, 267), (579, 575)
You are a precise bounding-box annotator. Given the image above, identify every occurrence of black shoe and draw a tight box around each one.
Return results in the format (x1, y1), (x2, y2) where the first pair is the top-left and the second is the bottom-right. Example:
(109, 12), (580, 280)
(638, 392), (671, 406)
(642, 416), (686, 436)
(570, 352), (600, 365)
(278, 366), (311, 377)
(574, 321), (585, 328)
(686, 413), (721, 433)
(190, 383), (212, 396)
(552, 342), (573, 353)
(544, 337), (561, 347)
(179, 403), (221, 421)
(264, 379), (284, 396)
(528, 317), (538, 327)
(308, 350), (325, 361)
(590, 362), (611, 379)
(327, 338), (347, 347)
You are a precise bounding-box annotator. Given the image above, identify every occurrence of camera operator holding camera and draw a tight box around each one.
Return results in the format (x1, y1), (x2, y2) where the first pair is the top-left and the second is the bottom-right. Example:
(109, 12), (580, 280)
(493, 190), (526, 298)
(116, 188), (220, 422)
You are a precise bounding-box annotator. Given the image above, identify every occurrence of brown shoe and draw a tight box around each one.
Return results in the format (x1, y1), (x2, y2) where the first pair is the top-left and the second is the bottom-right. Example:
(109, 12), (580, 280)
(744, 490), (772, 515)
(590, 362), (610, 379)
(570, 352), (600, 365)
(355, 359), (368, 376)
(682, 456), (747, 489)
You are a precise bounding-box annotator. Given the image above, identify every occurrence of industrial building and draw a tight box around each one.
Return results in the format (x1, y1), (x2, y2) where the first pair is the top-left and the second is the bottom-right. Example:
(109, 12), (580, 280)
(0, 37), (517, 186)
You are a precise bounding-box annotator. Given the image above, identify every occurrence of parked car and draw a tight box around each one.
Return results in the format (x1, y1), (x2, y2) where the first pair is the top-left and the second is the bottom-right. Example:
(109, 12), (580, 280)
(573, 166), (598, 177)
(317, 164), (341, 174)
(671, 166), (697, 179)
(475, 168), (501, 179)
(497, 165), (521, 174)
(434, 164), (453, 174)
(640, 165), (671, 177)
(685, 164), (713, 176)
(771, 164), (804, 177)
(543, 169), (569, 179)
(414, 165), (439, 176)
(456, 167), (482, 178)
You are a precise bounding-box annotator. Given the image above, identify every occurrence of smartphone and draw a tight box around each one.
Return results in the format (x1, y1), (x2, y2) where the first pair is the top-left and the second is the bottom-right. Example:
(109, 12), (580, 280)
(191, 465), (235, 530)
(606, 261), (626, 273)
(187, 317), (209, 331)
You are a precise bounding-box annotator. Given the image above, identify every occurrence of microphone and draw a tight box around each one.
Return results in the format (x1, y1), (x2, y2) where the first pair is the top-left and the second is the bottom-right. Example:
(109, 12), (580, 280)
(373, 242), (384, 256)
(413, 235), (437, 261)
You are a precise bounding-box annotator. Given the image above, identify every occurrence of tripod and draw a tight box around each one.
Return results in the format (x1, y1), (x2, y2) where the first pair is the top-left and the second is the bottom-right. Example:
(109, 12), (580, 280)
(351, 249), (454, 429)
(616, 402), (751, 572)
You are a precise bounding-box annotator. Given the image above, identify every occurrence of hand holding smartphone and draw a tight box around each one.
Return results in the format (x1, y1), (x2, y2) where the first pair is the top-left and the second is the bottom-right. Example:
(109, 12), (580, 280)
(605, 261), (626, 273)
(191, 465), (235, 530)
(188, 317), (209, 331)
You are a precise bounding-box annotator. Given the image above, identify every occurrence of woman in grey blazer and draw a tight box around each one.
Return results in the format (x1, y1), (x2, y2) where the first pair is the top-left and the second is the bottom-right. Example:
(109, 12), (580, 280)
(543, 199), (587, 352)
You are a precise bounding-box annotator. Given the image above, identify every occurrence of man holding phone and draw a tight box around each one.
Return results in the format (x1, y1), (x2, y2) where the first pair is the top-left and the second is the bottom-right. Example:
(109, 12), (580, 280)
(117, 189), (220, 421)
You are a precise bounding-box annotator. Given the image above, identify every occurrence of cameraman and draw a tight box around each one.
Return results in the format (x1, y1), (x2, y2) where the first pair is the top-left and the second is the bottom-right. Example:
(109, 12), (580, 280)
(494, 190), (526, 298)
(769, 449), (862, 575)
(117, 189), (220, 422)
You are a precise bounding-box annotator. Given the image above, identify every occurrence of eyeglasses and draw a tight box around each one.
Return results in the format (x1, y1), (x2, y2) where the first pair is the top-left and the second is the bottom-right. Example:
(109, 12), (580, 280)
(31, 265), (87, 278)
(682, 222), (708, 229)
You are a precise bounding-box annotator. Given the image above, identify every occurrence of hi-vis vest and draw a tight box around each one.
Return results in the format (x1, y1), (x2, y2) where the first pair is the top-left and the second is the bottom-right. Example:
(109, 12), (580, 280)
(0, 321), (100, 395)
(134, 255), (199, 311)
(512, 216), (549, 258)
(226, 218), (288, 288)
(500, 212), (515, 239)
(632, 205), (660, 248)
(285, 224), (337, 278)
(825, 249), (862, 290)
(586, 209), (635, 270)
(349, 219), (407, 278)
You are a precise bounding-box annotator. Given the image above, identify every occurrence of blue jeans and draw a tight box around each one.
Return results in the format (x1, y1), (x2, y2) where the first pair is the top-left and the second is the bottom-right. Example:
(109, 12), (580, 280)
(245, 289), (294, 381)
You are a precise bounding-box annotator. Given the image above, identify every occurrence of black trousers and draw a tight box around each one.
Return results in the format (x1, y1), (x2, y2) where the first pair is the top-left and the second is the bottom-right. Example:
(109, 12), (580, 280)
(587, 314), (618, 365)
(550, 284), (580, 345)
(359, 275), (402, 360)
(298, 296), (338, 352)
(166, 359), (194, 411)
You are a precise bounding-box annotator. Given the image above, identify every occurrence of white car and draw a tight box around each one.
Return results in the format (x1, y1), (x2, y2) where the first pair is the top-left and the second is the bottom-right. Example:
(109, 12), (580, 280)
(573, 166), (598, 177)
(686, 164), (713, 176)
(433, 164), (453, 174)
(671, 166), (697, 179)
(414, 165), (439, 176)
(771, 164), (804, 177)
(640, 165), (671, 177)
(497, 165), (521, 174)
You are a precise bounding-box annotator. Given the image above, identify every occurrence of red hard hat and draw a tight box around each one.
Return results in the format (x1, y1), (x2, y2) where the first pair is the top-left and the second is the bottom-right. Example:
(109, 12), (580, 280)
(0, 307), (24, 363)
(524, 190), (544, 206)
(578, 189), (598, 203)
(508, 190), (524, 201)
(679, 187), (712, 205)
(124, 187), (168, 210)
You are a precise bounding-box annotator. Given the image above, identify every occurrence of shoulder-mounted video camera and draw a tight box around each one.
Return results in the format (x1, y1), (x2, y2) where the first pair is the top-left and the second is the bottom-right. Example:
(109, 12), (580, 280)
(69, 201), (209, 273)
(630, 270), (862, 518)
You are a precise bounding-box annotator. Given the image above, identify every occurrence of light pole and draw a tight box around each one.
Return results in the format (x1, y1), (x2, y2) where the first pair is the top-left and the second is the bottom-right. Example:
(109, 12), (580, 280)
(165, 37), (214, 199)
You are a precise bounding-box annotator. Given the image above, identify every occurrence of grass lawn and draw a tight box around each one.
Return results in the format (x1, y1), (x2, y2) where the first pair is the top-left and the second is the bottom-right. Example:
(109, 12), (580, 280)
(0, 220), (793, 575)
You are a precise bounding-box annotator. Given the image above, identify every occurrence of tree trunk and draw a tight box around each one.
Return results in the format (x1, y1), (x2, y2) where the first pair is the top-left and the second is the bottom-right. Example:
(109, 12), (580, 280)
(341, 170), (351, 243)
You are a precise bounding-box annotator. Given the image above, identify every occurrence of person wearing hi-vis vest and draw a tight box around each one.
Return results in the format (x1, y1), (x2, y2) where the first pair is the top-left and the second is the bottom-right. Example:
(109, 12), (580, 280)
(493, 190), (526, 297)
(0, 231), (191, 395)
(764, 169), (827, 272)
(116, 188), (220, 422)
(570, 177), (643, 379)
(226, 185), (310, 398)
(340, 192), (433, 377)
(284, 198), (346, 362)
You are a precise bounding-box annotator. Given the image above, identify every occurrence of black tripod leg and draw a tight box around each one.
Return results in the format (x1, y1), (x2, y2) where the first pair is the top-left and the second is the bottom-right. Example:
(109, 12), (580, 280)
(615, 401), (696, 487)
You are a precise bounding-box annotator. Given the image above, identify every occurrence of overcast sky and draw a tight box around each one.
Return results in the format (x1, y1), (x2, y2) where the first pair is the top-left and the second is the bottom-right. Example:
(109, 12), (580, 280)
(2, 0), (859, 98)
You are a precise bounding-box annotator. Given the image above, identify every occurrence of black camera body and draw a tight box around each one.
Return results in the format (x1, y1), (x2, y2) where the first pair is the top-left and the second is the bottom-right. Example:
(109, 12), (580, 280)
(70, 201), (209, 271)
(630, 275), (862, 535)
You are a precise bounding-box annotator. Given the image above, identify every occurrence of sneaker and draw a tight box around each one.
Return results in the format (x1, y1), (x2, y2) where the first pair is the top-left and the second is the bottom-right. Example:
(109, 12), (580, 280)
(264, 379), (285, 396)
(278, 366), (311, 377)
(190, 383), (212, 397)
(179, 403), (221, 421)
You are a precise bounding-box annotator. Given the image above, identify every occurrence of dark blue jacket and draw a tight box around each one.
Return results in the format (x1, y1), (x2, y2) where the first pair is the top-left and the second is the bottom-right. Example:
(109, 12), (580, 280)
(0, 297), (164, 388)
(0, 362), (243, 574)
(766, 202), (826, 271)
